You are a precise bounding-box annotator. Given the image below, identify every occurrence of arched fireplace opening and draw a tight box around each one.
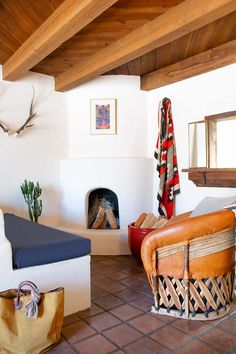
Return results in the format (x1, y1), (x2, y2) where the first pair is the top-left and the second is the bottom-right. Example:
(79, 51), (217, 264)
(87, 188), (120, 229)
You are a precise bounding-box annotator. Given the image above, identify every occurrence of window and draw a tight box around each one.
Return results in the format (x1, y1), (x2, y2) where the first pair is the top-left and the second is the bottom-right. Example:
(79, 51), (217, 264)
(206, 111), (236, 168)
(188, 111), (236, 168)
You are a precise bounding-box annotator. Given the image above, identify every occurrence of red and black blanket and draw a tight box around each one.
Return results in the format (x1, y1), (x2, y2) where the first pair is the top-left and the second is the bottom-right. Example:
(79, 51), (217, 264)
(154, 97), (180, 219)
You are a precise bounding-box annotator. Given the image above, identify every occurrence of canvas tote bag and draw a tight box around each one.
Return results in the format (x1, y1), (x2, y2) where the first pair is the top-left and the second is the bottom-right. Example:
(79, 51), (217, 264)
(0, 281), (64, 354)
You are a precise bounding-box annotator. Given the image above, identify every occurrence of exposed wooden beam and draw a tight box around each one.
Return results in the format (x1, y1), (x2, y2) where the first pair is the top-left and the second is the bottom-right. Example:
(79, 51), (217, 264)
(141, 39), (236, 91)
(55, 0), (236, 91)
(2, 0), (118, 81)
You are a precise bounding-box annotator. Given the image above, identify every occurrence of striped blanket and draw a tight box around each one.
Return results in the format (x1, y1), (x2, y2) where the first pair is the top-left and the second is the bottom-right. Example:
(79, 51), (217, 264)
(154, 98), (180, 218)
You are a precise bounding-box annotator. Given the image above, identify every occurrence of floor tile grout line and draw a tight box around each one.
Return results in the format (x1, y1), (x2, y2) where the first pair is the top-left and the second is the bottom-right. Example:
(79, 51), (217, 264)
(92, 283), (153, 298)
(101, 326), (145, 351)
(65, 330), (119, 352)
(174, 332), (224, 353)
(61, 333), (81, 354)
(168, 320), (218, 336)
(80, 317), (144, 351)
(93, 289), (146, 302)
(146, 328), (192, 352)
(89, 300), (145, 321)
(191, 336), (228, 354)
(102, 320), (172, 353)
(115, 279), (153, 293)
(76, 294), (158, 321)
(92, 279), (153, 297)
(93, 296), (150, 312)
(76, 304), (170, 352)
(86, 303), (175, 352)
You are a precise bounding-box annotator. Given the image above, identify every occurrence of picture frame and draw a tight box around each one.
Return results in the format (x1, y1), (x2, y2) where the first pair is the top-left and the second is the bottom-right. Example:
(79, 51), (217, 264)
(90, 98), (117, 135)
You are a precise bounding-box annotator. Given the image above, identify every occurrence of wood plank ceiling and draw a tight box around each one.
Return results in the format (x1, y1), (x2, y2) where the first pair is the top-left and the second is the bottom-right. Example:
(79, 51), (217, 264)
(0, 0), (235, 91)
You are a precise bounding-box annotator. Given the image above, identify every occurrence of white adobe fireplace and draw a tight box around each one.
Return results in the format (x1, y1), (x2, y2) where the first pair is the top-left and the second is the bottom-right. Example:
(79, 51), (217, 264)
(59, 158), (154, 255)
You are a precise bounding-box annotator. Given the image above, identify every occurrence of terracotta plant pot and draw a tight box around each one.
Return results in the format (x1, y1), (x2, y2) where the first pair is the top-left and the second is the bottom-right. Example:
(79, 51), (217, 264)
(128, 223), (155, 263)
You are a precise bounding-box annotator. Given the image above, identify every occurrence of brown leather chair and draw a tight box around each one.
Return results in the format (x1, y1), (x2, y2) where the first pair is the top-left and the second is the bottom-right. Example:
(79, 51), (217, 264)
(141, 209), (235, 320)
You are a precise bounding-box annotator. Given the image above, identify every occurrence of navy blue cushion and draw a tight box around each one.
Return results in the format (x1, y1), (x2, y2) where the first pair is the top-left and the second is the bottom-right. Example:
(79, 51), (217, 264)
(4, 213), (91, 269)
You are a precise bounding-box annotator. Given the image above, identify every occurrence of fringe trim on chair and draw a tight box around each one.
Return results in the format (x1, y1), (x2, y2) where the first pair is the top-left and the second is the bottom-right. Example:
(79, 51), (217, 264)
(156, 228), (235, 261)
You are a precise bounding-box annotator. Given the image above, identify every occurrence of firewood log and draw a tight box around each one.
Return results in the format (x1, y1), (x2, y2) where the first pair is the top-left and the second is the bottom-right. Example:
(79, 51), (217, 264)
(105, 207), (118, 229)
(140, 213), (157, 228)
(100, 215), (107, 229)
(91, 207), (105, 229)
(134, 212), (148, 227)
(152, 217), (168, 228)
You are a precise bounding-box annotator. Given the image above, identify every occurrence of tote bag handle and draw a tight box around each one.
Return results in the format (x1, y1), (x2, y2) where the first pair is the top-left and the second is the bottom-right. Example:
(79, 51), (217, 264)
(14, 280), (41, 319)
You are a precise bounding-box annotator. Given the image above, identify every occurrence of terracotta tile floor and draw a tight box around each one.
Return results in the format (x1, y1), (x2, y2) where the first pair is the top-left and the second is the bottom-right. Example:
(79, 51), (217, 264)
(49, 256), (236, 354)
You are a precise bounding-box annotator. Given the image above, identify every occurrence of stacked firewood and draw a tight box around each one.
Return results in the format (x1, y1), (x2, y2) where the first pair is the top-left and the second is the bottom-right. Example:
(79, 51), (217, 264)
(134, 212), (168, 228)
(91, 206), (118, 229)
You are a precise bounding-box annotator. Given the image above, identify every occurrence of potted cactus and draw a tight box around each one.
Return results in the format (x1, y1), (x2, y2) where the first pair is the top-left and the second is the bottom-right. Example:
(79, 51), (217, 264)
(21, 180), (43, 223)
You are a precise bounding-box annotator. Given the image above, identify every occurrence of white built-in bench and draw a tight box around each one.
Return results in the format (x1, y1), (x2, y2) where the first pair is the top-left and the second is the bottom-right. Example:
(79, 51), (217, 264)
(0, 210), (91, 316)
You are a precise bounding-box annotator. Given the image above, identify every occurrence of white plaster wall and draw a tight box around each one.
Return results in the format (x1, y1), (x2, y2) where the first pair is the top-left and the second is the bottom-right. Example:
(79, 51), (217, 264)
(0, 67), (68, 225)
(147, 64), (236, 215)
(60, 158), (154, 227)
(67, 75), (147, 158)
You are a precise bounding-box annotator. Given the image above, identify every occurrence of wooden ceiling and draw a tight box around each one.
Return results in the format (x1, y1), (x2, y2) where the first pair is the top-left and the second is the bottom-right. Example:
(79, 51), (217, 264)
(0, 0), (236, 91)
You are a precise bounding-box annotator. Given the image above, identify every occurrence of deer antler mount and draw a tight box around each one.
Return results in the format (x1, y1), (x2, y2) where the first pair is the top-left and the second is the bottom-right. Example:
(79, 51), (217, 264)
(0, 86), (37, 137)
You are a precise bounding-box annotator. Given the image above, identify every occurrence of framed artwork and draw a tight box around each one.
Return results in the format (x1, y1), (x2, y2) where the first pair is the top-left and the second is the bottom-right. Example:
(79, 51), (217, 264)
(90, 98), (117, 135)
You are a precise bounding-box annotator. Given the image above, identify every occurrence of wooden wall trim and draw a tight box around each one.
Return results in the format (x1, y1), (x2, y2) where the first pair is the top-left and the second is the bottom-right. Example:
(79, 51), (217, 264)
(55, 0), (236, 91)
(182, 168), (236, 187)
(2, 0), (119, 81)
(141, 39), (236, 91)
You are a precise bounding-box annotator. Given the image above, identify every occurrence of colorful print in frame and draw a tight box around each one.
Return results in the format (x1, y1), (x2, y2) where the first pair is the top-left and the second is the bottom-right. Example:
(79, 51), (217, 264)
(90, 99), (117, 135)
